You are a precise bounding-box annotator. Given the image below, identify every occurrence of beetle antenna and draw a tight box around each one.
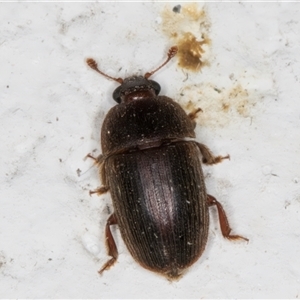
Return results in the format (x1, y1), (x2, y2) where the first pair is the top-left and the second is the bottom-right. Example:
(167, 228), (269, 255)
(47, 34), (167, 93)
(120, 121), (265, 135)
(144, 46), (178, 79)
(86, 58), (124, 84)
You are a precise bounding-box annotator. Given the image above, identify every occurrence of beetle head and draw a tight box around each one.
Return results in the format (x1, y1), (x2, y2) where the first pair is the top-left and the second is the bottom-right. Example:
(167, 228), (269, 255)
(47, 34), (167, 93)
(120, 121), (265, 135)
(112, 76), (160, 103)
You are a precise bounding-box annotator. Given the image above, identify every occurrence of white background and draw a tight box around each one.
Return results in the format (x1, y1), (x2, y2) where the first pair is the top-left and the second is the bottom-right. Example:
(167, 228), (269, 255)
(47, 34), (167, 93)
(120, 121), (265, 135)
(1, 2), (300, 298)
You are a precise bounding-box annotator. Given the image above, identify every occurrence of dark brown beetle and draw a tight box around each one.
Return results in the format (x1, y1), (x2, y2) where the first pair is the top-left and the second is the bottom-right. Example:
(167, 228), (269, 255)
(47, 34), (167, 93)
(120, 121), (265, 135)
(86, 47), (248, 280)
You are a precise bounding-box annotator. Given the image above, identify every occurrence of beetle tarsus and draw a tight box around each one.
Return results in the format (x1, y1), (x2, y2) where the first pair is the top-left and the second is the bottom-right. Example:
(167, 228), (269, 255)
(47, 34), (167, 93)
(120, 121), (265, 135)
(188, 107), (203, 121)
(196, 143), (230, 165)
(85, 153), (104, 166)
(85, 153), (97, 161)
(207, 194), (248, 242)
(188, 107), (203, 129)
(98, 213), (118, 274)
(89, 186), (109, 196)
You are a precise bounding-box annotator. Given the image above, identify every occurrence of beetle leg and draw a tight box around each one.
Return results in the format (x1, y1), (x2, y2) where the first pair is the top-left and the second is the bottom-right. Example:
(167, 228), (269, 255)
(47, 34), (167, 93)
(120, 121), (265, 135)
(89, 166), (110, 195)
(89, 186), (109, 196)
(86, 153), (110, 195)
(196, 142), (230, 165)
(207, 194), (248, 241)
(85, 153), (104, 166)
(188, 107), (202, 121)
(99, 213), (119, 274)
(188, 108), (202, 129)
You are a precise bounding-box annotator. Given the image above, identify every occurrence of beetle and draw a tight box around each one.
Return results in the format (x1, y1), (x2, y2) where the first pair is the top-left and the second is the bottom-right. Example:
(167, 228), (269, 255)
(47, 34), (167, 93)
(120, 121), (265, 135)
(86, 46), (248, 280)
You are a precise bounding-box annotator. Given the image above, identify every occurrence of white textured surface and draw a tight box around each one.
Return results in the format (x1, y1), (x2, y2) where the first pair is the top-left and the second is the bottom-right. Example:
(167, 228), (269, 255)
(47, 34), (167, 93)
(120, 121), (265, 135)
(1, 2), (300, 298)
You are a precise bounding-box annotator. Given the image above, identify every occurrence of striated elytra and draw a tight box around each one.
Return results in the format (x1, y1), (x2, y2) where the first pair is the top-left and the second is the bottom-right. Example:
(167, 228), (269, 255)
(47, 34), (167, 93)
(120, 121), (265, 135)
(86, 47), (248, 280)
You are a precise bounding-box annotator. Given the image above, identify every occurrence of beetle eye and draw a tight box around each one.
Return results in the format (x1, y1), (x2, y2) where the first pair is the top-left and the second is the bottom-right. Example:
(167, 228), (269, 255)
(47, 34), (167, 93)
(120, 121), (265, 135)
(149, 80), (161, 95)
(112, 86), (122, 103)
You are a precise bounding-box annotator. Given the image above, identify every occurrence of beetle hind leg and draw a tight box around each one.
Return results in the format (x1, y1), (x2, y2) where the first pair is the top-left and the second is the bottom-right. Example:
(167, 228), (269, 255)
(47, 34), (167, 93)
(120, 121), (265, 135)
(196, 142), (230, 165)
(99, 213), (119, 275)
(207, 195), (248, 242)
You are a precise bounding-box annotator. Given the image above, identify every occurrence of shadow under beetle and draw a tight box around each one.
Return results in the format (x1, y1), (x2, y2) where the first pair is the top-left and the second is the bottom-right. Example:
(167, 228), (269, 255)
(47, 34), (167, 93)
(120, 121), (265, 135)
(86, 46), (248, 280)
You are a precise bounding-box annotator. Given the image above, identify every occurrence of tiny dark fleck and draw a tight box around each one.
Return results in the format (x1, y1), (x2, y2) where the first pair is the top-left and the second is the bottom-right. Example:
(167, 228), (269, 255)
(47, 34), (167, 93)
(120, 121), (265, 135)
(6, 85), (9, 88)
(56, 117), (59, 121)
(173, 5), (181, 13)
(77, 168), (82, 177)
(48, 258), (52, 261)
(59, 158), (62, 163)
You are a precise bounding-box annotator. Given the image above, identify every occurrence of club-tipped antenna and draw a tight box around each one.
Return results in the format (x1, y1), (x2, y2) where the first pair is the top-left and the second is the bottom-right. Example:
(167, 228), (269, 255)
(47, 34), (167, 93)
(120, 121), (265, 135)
(86, 58), (124, 84)
(144, 46), (178, 79)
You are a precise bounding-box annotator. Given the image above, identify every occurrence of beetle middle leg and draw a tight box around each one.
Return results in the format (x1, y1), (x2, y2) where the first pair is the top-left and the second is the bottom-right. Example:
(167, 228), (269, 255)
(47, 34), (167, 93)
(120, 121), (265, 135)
(207, 195), (248, 241)
(89, 186), (109, 196)
(196, 142), (230, 165)
(86, 153), (110, 195)
(99, 213), (119, 274)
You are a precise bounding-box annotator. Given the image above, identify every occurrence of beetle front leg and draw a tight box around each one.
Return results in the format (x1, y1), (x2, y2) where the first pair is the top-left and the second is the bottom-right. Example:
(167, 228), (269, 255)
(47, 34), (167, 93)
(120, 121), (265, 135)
(196, 142), (230, 165)
(99, 213), (119, 274)
(207, 195), (248, 241)
(188, 107), (202, 121)
(188, 108), (202, 128)
(85, 153), (104, 166)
